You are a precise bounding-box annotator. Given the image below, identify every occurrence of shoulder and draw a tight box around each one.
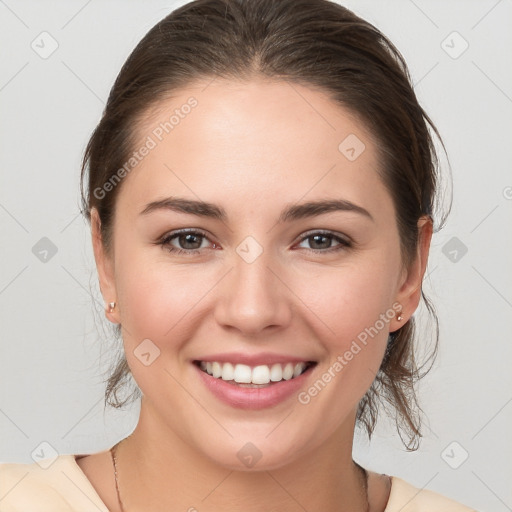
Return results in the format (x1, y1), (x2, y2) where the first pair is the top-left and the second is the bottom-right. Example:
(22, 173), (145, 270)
(385, 476), (478, 512)
(0, 452), (110, 512)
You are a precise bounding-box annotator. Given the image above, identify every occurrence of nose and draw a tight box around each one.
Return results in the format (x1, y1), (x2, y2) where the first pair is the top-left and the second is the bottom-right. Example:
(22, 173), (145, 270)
(214, 247), (292, 336)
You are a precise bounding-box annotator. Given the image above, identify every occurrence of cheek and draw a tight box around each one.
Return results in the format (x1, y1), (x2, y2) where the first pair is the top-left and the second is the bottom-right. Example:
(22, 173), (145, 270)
(113, 250), (217, 403)
(291, 260), (398, 405)
(294, 256), (398, 341)
(116, 252), (214, 346)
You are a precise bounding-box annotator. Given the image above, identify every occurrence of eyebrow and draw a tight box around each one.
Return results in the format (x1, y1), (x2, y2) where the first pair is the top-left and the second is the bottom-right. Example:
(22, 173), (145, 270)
(140, 197), (374, 223)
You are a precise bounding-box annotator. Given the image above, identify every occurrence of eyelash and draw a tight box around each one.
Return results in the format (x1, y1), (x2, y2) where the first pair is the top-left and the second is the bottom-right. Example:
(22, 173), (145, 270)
(156, 228), (352, 256)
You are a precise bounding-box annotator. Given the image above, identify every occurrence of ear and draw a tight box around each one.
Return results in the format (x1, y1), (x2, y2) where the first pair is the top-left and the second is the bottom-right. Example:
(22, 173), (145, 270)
(391, 215), (433, 331)
(91, 208), (120, 324)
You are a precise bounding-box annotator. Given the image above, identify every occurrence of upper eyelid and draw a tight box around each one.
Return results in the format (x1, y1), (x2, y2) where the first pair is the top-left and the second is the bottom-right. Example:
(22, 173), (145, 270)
(161, 228), (210, 239)
(297, 229), (350, 240)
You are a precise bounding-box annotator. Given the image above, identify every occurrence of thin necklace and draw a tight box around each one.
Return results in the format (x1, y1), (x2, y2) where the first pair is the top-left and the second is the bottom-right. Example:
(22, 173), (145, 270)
(111, 442), (126, 512)
(110, 440), (370, 512)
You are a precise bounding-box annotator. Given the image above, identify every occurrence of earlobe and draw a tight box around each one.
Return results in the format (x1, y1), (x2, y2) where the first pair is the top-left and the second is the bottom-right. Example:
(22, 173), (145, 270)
(91, 208), (119, 324)
(391, 216), (433, 330)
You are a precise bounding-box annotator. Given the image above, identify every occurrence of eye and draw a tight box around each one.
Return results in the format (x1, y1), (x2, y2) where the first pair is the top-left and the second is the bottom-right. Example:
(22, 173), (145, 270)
(157, 229), (215, 255)
(295, 231), (351, 253)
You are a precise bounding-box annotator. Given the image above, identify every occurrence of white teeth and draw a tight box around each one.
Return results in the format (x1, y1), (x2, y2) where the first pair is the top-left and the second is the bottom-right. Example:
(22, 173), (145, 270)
(233, 364), (252, 383)
(282, 363), (294, 380)
(221, 362), (234, 381)
(212, 362), (222, 378)
(269, 363), (283, 382)
(293, 363), (304, 378)
(252, 365), (270, 385)
(198, 360), (309, 384)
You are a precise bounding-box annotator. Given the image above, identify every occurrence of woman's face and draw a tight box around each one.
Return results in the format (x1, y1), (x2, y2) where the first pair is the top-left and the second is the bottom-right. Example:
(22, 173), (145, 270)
(93, 78), (429, 470)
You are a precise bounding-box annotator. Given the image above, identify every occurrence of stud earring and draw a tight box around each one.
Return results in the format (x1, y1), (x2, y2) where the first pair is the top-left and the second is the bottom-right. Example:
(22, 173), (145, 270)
(397, 310), (403, 322)
(108, 302), (116, 313)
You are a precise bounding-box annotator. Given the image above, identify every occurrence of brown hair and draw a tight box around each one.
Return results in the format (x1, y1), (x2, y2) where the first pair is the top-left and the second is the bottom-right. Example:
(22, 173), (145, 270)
(80, 0), (448, 450)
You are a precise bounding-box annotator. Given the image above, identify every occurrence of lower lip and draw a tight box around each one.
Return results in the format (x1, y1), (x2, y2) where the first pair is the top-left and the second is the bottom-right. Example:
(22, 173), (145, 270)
(193, 363), (315, 410)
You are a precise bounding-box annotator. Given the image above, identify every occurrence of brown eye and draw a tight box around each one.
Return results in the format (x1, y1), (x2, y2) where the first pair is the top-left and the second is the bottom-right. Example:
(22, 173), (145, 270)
(296, 231), (351, 253)
(158, 229), (212, 255)
(174, 233), (204, 250)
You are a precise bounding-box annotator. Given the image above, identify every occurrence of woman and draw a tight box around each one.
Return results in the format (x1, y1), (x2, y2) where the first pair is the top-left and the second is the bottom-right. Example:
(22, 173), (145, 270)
(0, 0), (476, 510)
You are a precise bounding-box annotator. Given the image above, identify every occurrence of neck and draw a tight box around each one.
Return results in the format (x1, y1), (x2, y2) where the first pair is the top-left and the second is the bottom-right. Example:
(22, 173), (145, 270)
(115, 398), (369, 512)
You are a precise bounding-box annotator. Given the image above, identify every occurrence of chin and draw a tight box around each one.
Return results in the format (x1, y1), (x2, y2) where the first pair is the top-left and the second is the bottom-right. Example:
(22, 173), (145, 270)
(196, 432), (309, 472)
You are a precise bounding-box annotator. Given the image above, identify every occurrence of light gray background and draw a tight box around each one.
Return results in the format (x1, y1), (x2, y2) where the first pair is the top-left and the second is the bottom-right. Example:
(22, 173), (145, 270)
(1, 1), (511, 510)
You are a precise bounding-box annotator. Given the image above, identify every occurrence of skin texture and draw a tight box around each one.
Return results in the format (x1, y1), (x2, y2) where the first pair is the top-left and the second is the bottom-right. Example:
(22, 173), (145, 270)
(85, 78), (432, 511)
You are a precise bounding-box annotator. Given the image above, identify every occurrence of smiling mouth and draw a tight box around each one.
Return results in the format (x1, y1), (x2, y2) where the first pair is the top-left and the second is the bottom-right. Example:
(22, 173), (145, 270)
(193, 360), (317, 387)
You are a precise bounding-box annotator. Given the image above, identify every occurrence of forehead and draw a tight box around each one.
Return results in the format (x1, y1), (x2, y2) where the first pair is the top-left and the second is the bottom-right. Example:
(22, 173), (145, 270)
(116, 78), (392, 222)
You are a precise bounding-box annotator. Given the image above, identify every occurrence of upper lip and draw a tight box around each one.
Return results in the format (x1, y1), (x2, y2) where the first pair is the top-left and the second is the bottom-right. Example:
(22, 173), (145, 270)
(193, 352), (317, 367)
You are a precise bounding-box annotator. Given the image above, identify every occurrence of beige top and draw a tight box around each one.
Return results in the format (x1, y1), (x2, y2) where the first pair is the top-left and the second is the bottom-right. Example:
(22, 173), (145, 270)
(0, 450), (477, 511)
